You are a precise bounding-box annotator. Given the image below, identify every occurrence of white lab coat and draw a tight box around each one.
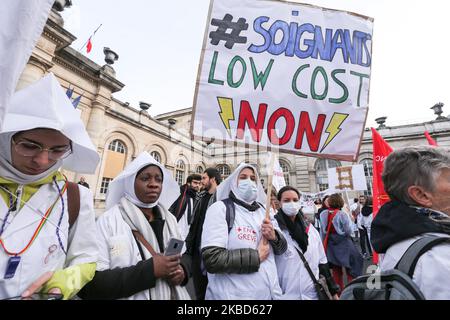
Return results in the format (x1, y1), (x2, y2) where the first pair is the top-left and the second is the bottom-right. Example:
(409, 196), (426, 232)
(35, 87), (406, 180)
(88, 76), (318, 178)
(95, 203), (188, 300)
(201, 201), (283, 300)
(276, 225), (328, 300)
(379, 232), (450, 300)
(0, 183), (98, 299)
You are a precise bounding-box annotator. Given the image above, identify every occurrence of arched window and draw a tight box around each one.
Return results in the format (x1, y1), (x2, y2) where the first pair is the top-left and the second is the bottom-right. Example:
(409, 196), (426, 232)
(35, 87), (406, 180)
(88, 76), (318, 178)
(315, 159), (341, 191)
(216, 164), (231, 179)
(360, 158), (373, 196)
(150, 151), (161, 163)
(175, 159), (186, 186)
(101, 139), (128, 195)
(196, 166), (204, 174)
(279, 160), (290, 186)
(108, 140), (126, 154)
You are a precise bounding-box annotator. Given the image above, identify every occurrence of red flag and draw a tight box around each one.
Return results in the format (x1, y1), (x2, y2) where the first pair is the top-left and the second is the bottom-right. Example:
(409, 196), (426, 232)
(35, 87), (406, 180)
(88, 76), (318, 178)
(424, 131), (438, 146)
(86, 37), (92, 53)
(371, 128), (393, 264)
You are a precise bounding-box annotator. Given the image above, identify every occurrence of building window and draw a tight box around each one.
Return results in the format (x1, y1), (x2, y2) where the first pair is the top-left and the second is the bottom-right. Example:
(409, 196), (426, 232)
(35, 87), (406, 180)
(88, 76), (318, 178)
(216, 164), (231, 179)
(279, 160), (290, 186)
(150, 151), (161, 163)
(360, 158), (373, 196)
(315, 159), (341, 191)
(196, 166), (204, 174)
(175, 160), (186, 186)
(100, 177), (113, 194)
(108, 140), (126, 154)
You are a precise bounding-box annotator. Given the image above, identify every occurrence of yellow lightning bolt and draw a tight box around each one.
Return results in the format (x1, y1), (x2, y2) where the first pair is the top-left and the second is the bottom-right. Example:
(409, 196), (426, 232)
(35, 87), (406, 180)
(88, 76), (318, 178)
(320, 113), (349, 152)
(217, 97), (235, 137)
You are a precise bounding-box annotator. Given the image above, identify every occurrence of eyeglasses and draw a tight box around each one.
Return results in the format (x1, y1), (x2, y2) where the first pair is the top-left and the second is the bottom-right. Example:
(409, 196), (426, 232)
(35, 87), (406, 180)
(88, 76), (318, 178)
(12, 138), (72, 161)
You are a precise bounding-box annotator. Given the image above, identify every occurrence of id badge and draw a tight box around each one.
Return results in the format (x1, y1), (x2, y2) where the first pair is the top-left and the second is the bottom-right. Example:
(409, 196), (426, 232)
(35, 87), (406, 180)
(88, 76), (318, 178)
(4, 256), (21, 279)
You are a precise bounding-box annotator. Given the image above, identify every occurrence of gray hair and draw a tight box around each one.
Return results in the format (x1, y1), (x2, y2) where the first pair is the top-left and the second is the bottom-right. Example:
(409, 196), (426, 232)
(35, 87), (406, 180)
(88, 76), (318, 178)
(382, 146), (450, 205)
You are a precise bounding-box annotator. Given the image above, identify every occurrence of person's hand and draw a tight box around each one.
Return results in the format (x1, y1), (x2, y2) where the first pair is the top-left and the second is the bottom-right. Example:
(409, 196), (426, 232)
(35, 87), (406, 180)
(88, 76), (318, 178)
(168, 265), (185, 286)
(258, 238), (270, 262)
(153, 254), (181, 279)
(261, 219), (276, 241)
(22, 271), (61, 298)
(332, 294), (340, 300)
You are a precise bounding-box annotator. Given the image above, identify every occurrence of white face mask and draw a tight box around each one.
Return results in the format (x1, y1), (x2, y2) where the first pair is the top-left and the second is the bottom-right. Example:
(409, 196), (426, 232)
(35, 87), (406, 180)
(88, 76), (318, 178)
(282, 201), (301, 216)
(237, 178), (258, 203)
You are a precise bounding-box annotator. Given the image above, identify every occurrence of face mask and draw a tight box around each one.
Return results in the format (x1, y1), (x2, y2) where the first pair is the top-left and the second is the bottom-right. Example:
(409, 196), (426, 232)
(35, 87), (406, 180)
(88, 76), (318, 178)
(282, 201), (301, 216)
(237, 178), (258, 203)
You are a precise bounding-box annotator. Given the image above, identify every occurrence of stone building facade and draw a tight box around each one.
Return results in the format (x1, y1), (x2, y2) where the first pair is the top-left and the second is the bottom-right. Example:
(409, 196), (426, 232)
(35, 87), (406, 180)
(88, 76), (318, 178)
(16, 8), (450, 212)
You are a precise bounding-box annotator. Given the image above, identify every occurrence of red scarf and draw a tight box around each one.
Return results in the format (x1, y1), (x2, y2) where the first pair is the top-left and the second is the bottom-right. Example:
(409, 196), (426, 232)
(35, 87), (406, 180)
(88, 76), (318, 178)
(323, 209), (339, 252)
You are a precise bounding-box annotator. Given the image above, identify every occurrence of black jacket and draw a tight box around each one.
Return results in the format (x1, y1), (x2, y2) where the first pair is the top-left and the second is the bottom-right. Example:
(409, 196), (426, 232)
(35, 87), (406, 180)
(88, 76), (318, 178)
(169, 185), (196, 222)
(371, 201), (450, 253)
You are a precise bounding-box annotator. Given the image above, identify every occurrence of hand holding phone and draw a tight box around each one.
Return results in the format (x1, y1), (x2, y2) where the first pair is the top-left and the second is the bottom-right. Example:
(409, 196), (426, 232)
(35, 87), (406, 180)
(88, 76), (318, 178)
(164, 238), (184, 256)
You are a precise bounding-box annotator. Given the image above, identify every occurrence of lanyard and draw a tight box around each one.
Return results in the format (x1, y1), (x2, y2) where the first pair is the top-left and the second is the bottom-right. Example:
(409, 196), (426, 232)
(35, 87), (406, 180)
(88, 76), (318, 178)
(0, 187), (16, 237)
(0, 181), (68, 256)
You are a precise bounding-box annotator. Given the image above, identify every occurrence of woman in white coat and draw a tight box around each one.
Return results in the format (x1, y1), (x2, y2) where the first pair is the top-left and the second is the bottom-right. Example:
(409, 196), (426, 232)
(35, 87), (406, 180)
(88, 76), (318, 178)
(0, 74), (99, 300)
(201, 163), (287, 300)
(78, 152), (191, 300)
(274, 186), (339, 300)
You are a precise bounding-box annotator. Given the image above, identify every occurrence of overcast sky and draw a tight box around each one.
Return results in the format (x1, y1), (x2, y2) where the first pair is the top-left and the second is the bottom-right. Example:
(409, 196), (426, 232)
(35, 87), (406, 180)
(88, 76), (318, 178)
(62, 0), (450, 128)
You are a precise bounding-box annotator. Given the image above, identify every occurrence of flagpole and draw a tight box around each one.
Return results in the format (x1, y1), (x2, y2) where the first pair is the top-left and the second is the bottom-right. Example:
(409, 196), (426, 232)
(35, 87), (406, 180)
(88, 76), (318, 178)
(265, 152), (275, 221)
(79, 23), (102, 52)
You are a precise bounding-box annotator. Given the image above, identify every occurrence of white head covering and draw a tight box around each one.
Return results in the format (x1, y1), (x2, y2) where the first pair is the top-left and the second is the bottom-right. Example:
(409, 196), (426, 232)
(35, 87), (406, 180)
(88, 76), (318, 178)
(106, 152), (180, 210)
(216, 163), (267, 204)
(0, 73), (99, 183)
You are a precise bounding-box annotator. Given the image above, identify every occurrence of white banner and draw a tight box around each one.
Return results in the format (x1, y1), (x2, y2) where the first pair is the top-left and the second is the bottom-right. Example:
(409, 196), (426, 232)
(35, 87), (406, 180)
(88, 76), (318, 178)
(266, 152), (286, 192)
(191, 0), (373, 161)
(327, 164), (367, 191)
(0, 0), (54, 130)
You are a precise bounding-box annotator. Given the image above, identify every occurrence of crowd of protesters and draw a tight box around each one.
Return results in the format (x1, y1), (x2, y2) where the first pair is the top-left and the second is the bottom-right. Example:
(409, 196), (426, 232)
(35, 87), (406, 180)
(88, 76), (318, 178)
(1, 75), (449, 300)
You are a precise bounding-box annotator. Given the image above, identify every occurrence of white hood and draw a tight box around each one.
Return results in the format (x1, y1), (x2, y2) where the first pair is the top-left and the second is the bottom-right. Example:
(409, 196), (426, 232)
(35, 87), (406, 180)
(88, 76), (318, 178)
(0, 73), (100, 174)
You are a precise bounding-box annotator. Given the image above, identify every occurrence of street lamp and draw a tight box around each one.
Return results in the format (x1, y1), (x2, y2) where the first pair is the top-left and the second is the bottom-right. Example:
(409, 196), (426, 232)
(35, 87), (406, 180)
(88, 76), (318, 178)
(139, 101), (151, 111)
(103, 47), (119, 65)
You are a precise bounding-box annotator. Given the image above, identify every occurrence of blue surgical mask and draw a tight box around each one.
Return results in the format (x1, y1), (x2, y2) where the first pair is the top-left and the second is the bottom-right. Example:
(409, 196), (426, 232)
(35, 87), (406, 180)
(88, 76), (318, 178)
(237, 178), (258, 203)
(282, 201), (301, 216)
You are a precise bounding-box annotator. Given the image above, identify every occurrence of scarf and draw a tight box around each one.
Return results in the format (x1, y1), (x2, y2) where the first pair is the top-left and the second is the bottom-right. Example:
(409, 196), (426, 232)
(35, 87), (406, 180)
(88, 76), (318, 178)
(275, 210), (309, 253)
(118, 197), (190, 300)
(371, 201), (450, 253)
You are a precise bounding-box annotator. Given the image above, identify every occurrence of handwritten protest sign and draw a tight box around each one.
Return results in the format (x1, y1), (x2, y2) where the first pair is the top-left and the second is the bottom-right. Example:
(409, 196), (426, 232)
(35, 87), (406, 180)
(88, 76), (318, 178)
(327, 164), (367, 191)
(191, 0), (373, 161)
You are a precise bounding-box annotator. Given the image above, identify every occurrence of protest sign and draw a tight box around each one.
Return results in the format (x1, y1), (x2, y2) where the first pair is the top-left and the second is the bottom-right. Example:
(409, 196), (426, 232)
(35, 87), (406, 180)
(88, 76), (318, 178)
(191, 0), (373, 161)
(327, 164), (367, 191)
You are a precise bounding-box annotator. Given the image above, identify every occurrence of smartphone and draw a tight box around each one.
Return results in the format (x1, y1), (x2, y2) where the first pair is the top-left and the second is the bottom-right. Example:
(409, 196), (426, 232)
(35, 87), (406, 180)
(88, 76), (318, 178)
(5, 293), (63, 300)
(164, 238), (184, 256)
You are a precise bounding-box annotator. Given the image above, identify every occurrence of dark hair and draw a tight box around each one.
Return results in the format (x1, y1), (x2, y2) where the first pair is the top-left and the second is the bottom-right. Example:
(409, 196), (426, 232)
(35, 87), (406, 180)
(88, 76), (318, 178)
(136, 164), (163, 179)
(328, 193), (344, 209)
(353, 198), (358, 203)
(187, 174), (201, 183)
(364, 195), (373, 206)
(204, 168), (222, 184)
(277, 186), (300, 201)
